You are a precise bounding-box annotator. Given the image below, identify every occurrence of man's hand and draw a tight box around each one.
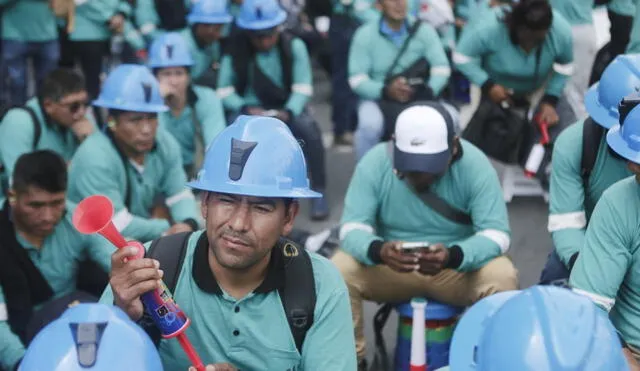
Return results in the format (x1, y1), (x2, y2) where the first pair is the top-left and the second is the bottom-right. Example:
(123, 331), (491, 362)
(537, 102), (559, 126)
(189, 364), (238, 371)
(276, 110), (291, 123)
(385, 77), (414, 103)
(380, 241), (420, 273)
(164, 222), (194, 236)
(159, 81), (176, 100)
(488, 84), (512, 104)
(110, 246), (163, 321)
(417, 243), (450, 276)
(109, 14), (125, 33)
(70, 117), (94, 142)
(151, 204), (171, 221)
(623, 347), (640, 371)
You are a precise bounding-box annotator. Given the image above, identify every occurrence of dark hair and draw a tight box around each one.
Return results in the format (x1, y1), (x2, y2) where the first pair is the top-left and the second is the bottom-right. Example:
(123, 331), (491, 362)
(12, 150), (68, 194)
(505, 0), (553, 34)
(38, 68), (86, 102)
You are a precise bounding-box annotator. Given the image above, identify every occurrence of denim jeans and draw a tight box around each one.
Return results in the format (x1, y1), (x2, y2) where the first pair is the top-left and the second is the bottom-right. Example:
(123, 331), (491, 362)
(1, 39), (59, 106)
(329, 15), (359, 137)
(354, 100), (385, 161)
(539, 248), (571, 285)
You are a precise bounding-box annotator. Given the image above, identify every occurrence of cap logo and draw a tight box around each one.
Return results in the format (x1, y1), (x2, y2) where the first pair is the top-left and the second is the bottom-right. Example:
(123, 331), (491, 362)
(410, 138), (426, 146)
(166, 44), (174, 59)
(141, 82), (152, 103)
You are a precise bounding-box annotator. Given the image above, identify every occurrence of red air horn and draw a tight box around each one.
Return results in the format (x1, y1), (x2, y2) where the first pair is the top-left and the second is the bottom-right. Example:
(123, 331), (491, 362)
(73, 195), (205, 371)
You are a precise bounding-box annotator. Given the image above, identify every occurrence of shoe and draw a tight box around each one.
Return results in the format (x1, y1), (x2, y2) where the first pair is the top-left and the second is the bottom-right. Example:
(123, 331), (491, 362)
(310, 195), (330, 221)
(305, 226), (340, 258)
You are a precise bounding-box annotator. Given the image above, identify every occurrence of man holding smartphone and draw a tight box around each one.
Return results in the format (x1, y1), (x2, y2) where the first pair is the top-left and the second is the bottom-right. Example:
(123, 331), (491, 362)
(332, 102), (518, 370)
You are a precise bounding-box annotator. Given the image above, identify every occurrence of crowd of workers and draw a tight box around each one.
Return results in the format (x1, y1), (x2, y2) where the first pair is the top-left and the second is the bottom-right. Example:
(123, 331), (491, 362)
(2, 0), (640, 369)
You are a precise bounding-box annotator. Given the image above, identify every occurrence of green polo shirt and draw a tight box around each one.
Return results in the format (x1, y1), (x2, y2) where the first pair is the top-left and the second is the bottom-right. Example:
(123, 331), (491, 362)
(0, 200), (115, 371)
(100, 231), (357, 370)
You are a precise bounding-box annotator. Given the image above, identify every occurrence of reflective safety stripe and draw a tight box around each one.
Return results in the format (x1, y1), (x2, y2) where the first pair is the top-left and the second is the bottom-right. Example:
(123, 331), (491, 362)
(112, 208), (134, 231)
(216, 86), (236, 99)
(292, 83), (313, 96)
(339, 222), (375, 240)
(348, 74), (369, 89)
(430, 66), (451, 76)
(553, 62), (575, 76)
(573, 288), (615, 312)
(452, 52), (472, 64)
(0, 303), (6, 321)
(476, 229), (511, 253)
(166, 189), (195, 206)
(140, 23), (157, 35)
(548, 211), (587, 232)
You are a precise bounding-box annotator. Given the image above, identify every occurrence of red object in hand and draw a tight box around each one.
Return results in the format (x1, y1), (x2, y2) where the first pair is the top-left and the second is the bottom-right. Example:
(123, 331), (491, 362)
(524, 114), (551, 178)
(536, 114), (550, 145)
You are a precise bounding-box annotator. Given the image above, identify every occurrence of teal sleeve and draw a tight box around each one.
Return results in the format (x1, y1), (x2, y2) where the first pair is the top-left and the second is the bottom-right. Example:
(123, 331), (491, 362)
(548, 128), (587, 267)
(356, 8), (380, 23)
(68, 155), (170, 242)
(300, 275), (357, 370)
(285, 39), (312, 116)
(569, 194), (631, 311)
(160, 133), (199, 226)
(544, 22), (574, 98)
(0, 288), (26, 370)
(123, 19), (146, 51)
(626, 2), (640, 52)
(348, 27), (385, 100)
(118, 0), (131, 16)
(455, 156), (511, 271)
(134, 0), (160, 40)
(217, 55), (246, 112)
(85, 234), (117, 273)
(455, 0), (473, 19)
(0, 109), (36, 180)
(195, 88), (226, 148)
(78, 0), (119, 24)
(339, 154), (383, 265)
(422, 24), (451, 95)
(453, 24), (492, 86)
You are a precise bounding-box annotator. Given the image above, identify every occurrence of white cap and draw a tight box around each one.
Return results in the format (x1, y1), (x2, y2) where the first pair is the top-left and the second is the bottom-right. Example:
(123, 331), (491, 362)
(393, 104), (454, 174)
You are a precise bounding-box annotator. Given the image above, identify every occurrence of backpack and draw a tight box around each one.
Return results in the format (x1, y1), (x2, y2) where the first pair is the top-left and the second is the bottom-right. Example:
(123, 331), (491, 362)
(580, 117), (604, 191)
(0, 106), (41, 177)
(141, 232), (317, 355)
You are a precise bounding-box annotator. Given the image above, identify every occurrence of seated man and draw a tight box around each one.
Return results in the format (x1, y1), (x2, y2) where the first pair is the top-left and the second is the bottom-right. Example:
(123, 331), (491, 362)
(100, 115), (356, 370)
(540, 54), (640, 284)
(332, 102), (518, 370)
(148, 32), (226, 177)
(217, 0), (329, 220)
(0, 68), (95, 203)
(348, 0), (451, 160)
(0, 151), (115, 371)
(570, 95), (640, 363)
(67, 64), (200, 243)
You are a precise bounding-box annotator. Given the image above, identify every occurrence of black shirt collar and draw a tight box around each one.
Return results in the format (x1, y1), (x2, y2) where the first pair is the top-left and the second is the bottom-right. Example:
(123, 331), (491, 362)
(192, 232), (286, 295)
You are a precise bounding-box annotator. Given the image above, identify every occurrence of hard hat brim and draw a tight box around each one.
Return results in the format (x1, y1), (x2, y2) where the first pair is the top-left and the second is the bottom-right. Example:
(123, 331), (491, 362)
(584, 84), (618, 129)
(186, 180), (323, 199)
(92, 99), (169, 113)
(607, 124), (640, 164)
(187, 14), (233, 25)
(236, 11), (287, 30)
(448, 291), (520, 371)
(148, 61), (195, 69)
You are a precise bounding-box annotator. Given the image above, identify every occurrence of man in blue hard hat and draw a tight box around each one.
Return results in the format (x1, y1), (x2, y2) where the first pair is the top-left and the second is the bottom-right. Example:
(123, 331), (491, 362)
(216, 0), (330, 221)
(442, 285), (639, 370)
(67, 64), (201, 243)
(100, 115), (357, 370)
(540, 54), (640, 285)
(148, 32), (226, 178)
(570, 95), (640, 364)
(18, 303), (163, 370)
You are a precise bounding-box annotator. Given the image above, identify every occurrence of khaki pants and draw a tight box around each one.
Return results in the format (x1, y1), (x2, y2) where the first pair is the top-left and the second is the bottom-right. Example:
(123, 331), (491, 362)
(331, 250), (519, 360)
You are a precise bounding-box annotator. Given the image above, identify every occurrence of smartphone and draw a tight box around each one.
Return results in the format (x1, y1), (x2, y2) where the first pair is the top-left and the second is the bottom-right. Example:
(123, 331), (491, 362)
(401, 242), (431, 254)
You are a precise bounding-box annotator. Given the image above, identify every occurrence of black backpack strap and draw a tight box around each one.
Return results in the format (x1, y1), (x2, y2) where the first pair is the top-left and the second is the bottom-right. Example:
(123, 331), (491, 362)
(277, 239), (316, 355)
(138, 231), (192, 346)
(13, 106), (41, 149)
(279, 32), (294, 96)
(384, 20), (422, 81)
(581, 117), (604, 190)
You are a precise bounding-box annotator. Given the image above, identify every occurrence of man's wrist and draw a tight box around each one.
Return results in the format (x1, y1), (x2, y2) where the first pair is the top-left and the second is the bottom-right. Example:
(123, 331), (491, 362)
(540, 94), (559, 108)
(367, 240), (384, 264)
(445, 245), (463, 269)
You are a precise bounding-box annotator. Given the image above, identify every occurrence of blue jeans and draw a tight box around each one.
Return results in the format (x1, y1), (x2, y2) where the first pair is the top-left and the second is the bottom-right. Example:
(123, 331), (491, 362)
(354, 100), (384, 161)
(1, 39), (59, 106)
(539, 248), (571, 285)
(329, 15), (359, 137)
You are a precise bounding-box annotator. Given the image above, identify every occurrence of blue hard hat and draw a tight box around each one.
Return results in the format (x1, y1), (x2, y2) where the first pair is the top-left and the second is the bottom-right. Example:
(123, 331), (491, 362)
(148, 32), (194, 69)
(236, 0), (287, 30)
(187, 115), (321, 198)
(93, 64), (168, 113)
(449, 286), (628, 371)
(607, 99), (640, 164)
(584, 53), (640, 129)
(19, 303), (163, 371)
(187, 0), (233, 25)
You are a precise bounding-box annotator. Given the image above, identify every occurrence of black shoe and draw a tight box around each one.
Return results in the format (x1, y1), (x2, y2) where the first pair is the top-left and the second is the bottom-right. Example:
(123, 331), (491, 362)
(310, 194), (330, 221)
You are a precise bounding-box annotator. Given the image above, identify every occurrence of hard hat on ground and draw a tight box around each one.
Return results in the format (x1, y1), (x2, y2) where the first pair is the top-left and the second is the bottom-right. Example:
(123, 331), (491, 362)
(148, 32), (195, 69)
(607, 94), (640, 164)
(187, 115), (321, 198)
(584, 53), (640, 129)
(19, 303), (163, 371)
(236, 0), (287, 31)
(93, 64), (168, 113)
(449, 285), (628, 371)
(187, 0), (233, 25)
